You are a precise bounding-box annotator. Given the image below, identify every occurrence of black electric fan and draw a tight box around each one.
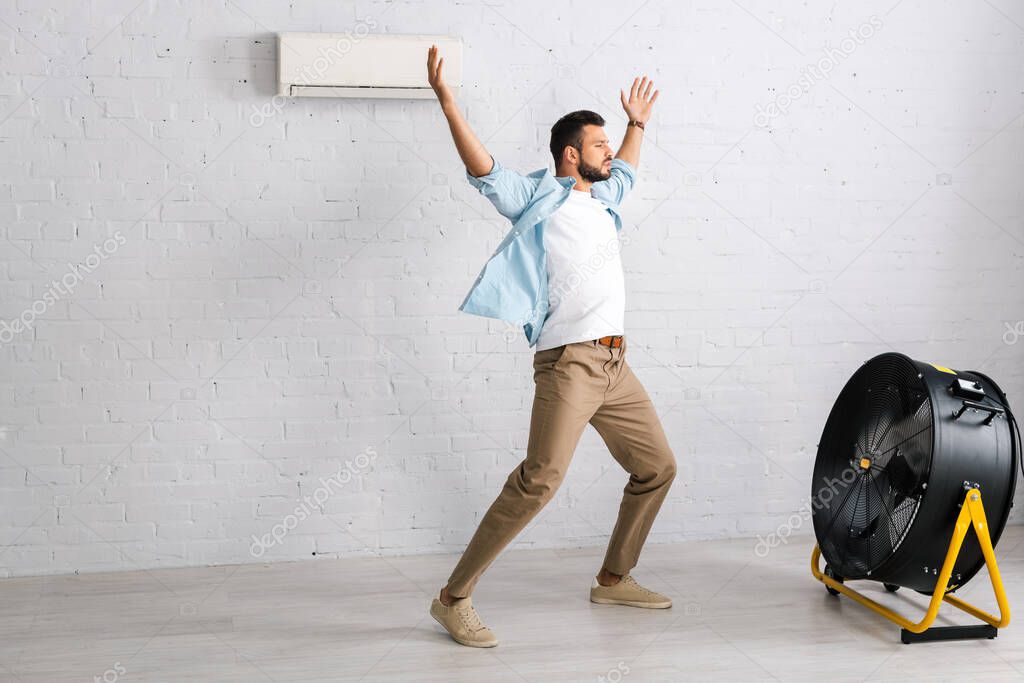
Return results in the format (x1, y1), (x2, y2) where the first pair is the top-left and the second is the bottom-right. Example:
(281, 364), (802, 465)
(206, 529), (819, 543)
(811, 352), (1021, 642)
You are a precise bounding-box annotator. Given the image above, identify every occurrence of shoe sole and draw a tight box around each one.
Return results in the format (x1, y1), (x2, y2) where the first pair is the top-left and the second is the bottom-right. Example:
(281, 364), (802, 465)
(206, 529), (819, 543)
(430, 608), (499, 648)
(590, 595), (672, 609)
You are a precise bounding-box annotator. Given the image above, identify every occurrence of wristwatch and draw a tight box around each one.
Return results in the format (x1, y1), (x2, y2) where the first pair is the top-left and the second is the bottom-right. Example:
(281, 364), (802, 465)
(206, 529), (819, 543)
(627, 120), (645, 130)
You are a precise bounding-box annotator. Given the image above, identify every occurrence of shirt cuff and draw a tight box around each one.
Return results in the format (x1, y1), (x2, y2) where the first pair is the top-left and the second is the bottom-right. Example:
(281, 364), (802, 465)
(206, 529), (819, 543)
(611, 157), (636, 182)
(466, 155), (501, 189)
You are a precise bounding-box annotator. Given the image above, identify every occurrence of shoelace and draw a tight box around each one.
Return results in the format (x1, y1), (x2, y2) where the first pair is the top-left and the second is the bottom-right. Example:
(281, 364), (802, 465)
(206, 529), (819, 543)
(622, 575), (659, 596)
(456, 603), (486, 632)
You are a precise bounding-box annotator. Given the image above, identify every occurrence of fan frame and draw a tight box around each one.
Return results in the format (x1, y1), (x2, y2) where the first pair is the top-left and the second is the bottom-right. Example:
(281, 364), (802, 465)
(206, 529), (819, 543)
(812, 352), (1018, 594)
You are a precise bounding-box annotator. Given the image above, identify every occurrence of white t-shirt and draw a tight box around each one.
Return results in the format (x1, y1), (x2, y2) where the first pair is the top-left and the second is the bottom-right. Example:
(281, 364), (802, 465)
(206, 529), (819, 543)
(535, 189), (625, 351)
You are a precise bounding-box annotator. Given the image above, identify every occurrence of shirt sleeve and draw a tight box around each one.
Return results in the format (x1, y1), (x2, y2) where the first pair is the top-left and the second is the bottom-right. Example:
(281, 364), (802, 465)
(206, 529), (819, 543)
(591, 158), (636, 206)
(466, 156), (536, 222)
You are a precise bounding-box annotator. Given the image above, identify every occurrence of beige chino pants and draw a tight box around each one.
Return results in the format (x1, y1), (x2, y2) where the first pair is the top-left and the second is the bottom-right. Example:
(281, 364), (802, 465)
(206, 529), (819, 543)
(446, 337), (677, 598)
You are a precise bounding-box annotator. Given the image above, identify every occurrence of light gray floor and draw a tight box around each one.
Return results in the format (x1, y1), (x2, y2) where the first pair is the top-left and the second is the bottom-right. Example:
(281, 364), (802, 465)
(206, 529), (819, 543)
(2, 528), (1024, 682)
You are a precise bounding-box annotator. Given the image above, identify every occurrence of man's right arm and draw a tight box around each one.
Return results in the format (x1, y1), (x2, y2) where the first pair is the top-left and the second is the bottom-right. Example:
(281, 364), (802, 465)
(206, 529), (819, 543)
(427, 45), (492, 177)
(428, 45), (534, 221)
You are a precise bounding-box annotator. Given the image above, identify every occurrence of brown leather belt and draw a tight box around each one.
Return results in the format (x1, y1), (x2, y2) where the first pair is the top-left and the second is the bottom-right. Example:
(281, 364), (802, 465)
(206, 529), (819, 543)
(596, 335), (624, 348)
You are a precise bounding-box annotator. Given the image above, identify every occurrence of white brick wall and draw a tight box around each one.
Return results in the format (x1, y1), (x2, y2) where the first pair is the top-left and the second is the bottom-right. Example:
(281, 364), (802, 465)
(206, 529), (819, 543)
(0, 0), (1022, 577)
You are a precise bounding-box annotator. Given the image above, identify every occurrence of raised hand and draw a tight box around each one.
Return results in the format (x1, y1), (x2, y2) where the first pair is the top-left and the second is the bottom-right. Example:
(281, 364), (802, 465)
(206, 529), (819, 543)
(620, 76), (659, 124)
(427, 44), (454, 107)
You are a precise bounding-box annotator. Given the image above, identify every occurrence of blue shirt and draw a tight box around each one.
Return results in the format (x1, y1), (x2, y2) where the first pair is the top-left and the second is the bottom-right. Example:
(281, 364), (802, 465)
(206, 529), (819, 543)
(458, 156), (637, 347)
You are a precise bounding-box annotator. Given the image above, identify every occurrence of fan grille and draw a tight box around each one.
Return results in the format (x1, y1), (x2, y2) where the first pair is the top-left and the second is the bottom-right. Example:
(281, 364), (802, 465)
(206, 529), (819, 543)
(812, 355), (934, 578)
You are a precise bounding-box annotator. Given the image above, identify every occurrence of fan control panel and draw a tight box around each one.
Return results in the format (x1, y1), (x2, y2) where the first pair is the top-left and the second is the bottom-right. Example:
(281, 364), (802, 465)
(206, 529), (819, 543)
(949, 377), (985, 400)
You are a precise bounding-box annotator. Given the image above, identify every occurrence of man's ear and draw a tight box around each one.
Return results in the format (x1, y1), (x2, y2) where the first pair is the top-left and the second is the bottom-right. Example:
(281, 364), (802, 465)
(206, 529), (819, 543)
(562, 146), (577, 166)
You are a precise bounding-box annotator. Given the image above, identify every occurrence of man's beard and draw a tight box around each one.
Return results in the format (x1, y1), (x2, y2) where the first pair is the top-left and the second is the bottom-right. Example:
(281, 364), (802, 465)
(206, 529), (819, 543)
(578, 158), (611, 183)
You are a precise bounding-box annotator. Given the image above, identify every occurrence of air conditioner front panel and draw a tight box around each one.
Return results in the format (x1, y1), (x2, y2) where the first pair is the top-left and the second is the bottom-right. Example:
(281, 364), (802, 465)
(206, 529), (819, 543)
(278, 32), (462, 97)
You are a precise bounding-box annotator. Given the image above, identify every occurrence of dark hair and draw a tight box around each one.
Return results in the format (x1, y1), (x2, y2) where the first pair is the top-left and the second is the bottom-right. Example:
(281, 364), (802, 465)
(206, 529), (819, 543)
(549, 110), (605, 166)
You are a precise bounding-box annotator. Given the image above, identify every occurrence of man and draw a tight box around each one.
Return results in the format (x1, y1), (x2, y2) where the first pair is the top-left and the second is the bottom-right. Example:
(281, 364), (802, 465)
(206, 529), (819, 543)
(426, 45), (676, 648)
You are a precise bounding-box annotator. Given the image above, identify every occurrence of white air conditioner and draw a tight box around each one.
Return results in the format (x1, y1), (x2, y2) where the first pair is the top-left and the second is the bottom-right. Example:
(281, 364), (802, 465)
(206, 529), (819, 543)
(277, 32), (463, 99)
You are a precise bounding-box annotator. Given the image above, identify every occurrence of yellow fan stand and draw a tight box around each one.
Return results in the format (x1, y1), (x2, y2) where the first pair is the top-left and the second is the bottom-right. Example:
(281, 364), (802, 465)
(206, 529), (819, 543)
(811, 487), (1011, 643)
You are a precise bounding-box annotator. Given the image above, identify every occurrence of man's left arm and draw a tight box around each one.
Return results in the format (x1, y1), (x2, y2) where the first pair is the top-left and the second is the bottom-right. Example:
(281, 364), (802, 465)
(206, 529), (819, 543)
(615, 125), (644, 169)
(614, 75), (659, 169)
(593, 76), (658, 205)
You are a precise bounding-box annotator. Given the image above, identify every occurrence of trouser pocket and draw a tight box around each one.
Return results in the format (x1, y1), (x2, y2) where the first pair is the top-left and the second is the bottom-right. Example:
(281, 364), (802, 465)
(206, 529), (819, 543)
(533, 344), (569, 369)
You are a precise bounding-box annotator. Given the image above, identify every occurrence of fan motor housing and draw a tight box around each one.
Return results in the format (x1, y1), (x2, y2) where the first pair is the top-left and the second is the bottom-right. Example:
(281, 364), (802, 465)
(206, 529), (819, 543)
(812, 352), (1018, 594)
